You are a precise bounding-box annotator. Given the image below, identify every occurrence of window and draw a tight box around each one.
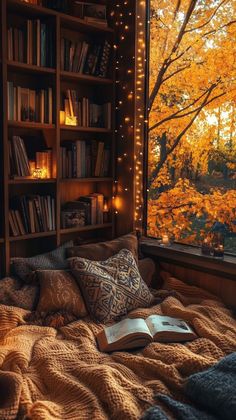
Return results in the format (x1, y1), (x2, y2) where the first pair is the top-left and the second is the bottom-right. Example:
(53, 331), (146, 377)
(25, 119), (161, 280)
(147, 0), (236, 255)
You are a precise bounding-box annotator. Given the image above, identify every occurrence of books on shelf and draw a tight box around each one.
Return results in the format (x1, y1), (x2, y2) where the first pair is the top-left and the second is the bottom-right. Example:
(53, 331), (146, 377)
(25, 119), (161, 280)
(8, 135), (52, 179)
(8, 20), (55, 68)
(97, 315), (197, 352)
(62, 90), (111, 129)
(9, 136), (31, 177)
(61, 38), (111, 77)
(61, 193), (105, 228)
(60, 140), (110, 179)
(7, 82), (53, 124)
(9, 194), (55, 236)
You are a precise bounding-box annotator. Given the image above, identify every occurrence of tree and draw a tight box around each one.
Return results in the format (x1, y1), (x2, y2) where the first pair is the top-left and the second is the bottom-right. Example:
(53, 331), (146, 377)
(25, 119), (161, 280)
(148, 0), (236, 244)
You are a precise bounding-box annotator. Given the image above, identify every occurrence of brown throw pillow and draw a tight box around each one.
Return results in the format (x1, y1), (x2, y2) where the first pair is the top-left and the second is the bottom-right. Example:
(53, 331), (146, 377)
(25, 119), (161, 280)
(138, 258), (157, 287)
(69, 249), (154, 323)
(66, 232), (138, 262)
(36, 270), (88, 318)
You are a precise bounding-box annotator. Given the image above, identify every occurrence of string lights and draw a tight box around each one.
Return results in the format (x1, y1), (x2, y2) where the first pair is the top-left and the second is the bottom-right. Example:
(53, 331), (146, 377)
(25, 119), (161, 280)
(110, 0), (146, 231)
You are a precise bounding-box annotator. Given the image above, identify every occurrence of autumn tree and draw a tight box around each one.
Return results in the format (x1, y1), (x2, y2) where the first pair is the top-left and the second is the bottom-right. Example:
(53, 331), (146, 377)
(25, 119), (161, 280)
(148, 0), (236, 245)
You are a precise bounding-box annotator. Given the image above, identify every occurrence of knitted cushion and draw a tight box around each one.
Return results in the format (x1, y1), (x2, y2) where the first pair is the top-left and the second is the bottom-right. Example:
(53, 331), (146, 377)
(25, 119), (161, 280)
(11, 241), (73, 282)
(0, 276), (39, 311)
(69, 249), (154, 323)
(36, 270), (88, 318)
(66, 232), (139, 262)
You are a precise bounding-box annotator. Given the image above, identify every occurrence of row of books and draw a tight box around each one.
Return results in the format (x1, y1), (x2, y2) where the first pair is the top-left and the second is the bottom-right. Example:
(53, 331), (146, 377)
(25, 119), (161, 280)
(9, 195), (55, 236)
(7, 82), (53, 124)
(60, 140), (110, 178)
(8, 21), (54, 67)
(61, 193), (105, 228)
(61, 38), (111, 77)
(8, 136), (53, 178)
(63, 90), (111, 128)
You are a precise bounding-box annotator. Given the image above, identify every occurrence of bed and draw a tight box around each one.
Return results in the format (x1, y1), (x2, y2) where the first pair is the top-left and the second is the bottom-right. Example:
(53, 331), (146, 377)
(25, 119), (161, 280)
(0, 271), (235, 420)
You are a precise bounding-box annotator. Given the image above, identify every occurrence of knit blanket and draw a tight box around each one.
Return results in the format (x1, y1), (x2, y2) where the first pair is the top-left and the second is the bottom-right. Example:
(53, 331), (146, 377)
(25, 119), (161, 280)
(142, 352), (236, 420)
(0, 281), (236, 420)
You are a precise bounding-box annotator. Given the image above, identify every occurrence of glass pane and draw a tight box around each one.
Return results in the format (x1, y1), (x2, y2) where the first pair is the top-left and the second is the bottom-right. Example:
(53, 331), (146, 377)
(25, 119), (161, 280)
(147, 0), (236, 255)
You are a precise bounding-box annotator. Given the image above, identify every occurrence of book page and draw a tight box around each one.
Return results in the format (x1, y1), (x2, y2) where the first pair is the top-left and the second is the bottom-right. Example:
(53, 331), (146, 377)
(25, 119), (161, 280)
(145, 315), (193, 337)
(105, 318), (151, 344)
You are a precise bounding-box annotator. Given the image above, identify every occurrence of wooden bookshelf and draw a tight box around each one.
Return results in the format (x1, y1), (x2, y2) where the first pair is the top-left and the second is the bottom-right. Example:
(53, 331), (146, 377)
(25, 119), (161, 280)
(0, 0), (116, 275)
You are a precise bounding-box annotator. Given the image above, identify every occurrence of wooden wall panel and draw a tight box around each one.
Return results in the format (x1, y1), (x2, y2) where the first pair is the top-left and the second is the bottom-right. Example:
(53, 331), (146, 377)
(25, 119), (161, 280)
(160, 261), (236, 308)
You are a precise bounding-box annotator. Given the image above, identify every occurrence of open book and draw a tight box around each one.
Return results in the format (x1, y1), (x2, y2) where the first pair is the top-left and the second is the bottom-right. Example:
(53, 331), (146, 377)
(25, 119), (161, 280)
(97, 315), (197, 352)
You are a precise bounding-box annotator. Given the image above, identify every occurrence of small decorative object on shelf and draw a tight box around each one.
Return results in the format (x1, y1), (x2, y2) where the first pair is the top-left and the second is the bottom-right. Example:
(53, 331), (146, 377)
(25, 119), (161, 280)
(160, 234), (170, 246)
(32, 167), (46, 179)
(201, 234), (212, 256)
(212, 232), (224, 258)
(65, 115), (78, 126)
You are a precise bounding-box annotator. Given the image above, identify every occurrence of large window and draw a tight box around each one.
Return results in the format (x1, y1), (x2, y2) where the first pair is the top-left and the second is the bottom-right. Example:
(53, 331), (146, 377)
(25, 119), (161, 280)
(147, 0), (236, 254)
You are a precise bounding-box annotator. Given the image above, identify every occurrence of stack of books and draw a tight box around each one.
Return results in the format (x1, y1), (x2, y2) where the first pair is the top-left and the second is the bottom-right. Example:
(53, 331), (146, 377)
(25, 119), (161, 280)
(61, 193), (105, 228)
(60, 140), (110, 179)
(63, 90), (111, 128)
(8, 20), (55, 67)
(9, 195), (55, 236)
(7, 82), (53, 124)
(61, 38), (111, 77)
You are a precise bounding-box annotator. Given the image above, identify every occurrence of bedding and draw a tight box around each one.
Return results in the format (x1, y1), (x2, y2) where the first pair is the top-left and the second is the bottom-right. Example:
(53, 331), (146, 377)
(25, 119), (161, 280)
(0, 277), (236, 420)
(142, 351), (236, 420)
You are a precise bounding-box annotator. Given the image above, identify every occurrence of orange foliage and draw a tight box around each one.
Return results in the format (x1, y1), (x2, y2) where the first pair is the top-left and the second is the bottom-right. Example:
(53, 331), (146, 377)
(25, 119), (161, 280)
(148, 0), (236, 243)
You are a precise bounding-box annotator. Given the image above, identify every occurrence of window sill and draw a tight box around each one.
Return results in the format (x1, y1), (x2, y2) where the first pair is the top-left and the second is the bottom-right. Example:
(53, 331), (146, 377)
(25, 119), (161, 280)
(140, 237), (236, 281)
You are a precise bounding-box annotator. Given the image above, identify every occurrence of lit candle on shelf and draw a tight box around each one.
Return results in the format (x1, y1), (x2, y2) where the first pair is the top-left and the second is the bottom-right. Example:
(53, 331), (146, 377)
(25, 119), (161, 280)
(161, 234), (169, 245)
(103, 200), (109, 223)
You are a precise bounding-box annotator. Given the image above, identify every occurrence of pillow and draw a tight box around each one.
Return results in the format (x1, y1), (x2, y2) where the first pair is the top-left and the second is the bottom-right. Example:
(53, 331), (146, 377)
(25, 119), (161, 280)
(138, 258), (157, 287)
(36, 270), (88, 318)
(69, 249), (154, 323)
(10, 241), (73, 282)
(66, 232), (138, 262)
(0, 276), (39, 311)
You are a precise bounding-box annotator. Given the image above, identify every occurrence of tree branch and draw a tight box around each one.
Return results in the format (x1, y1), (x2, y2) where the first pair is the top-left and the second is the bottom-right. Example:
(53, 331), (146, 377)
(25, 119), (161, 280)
(149, 84), (224, 133)
(185, 0), (228, 34)
(148, 83), (216, 187)
(149, 0), (197, 111)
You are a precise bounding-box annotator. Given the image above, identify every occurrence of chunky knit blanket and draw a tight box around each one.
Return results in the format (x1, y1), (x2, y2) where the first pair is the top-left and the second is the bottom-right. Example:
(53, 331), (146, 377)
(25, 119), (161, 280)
(142, 352), (236, 420)
(0, 279), (236, 420)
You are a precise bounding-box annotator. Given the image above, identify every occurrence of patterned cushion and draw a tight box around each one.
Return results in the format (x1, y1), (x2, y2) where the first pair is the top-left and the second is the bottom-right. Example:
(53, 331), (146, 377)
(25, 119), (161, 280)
(10, 241), (73, 282)
(66, 232), (139, 262)
(36, 270), (88, 318)
(69, 249), (154, 323)
(0, 277), (39, 311)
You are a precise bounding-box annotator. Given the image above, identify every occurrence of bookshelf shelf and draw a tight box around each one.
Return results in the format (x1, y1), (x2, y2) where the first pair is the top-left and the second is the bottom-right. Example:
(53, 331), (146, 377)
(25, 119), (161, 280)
(8, 121), (56, 129)
(9, 178), (56, 184)
(60, 71), (113, 85)
(8, 61), (56, 75)
(60, 177), (113, 183)
(60, 223), (112, 235)
(7, 1), (114, 34)
(60, 125), (112, 133)
(9, 231), (56, 242)
(1, 0), (116, 276)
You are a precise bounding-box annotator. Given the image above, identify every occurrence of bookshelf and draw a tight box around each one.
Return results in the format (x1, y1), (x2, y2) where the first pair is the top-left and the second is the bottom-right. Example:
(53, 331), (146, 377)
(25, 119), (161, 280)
(0, 0), (116, 276)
